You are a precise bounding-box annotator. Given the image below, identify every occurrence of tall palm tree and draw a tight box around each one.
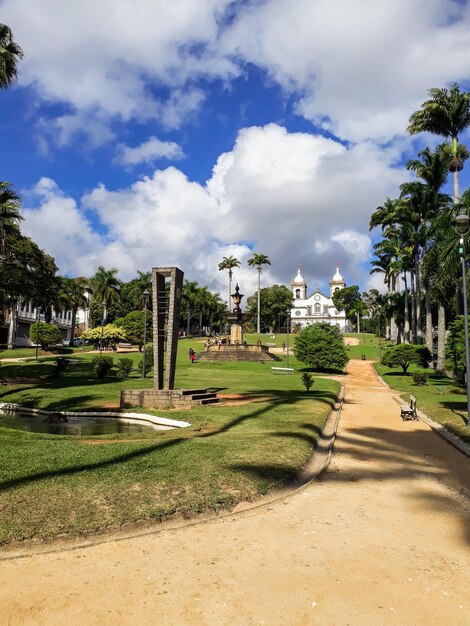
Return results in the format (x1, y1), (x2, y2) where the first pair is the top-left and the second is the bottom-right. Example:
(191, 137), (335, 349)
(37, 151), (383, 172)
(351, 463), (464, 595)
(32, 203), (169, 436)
(408, 84), (470, 203)
(0, 23), (23, 90)
(218, 255), (240, 311)
(91, 266), (121, 324)
(60, 277), (89, 346)
(247, 252), (271, 334)
(0, 181), (22, 256)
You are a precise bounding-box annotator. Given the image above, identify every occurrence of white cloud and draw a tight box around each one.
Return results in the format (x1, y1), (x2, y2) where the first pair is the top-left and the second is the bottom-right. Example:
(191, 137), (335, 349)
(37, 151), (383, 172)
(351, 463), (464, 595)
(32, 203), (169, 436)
(114, 136), (185, 167)
(220, 0), (470, 141)
(22, 125), (408, 295)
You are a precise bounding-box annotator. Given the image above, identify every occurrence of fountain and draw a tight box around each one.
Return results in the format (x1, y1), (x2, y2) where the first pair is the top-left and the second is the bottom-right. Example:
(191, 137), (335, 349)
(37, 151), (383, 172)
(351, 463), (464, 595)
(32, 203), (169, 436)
(199, 284), (280, 363)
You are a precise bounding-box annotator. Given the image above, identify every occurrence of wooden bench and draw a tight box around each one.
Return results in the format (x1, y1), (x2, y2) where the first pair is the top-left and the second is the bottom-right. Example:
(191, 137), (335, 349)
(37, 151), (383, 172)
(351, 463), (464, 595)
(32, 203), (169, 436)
(272, 367), (294, 375)
(118, 343), (133, 348)
(265, 343), (276, 347)
(400, 394), (418, 421)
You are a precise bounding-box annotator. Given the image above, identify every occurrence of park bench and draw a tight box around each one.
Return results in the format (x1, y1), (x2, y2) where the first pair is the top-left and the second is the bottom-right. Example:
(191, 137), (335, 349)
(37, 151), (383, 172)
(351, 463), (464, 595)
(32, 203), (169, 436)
(265, 343), (276, 347)
(271, 367), (294, 375)
(118, 343), (132, 348)
(400, 394), (418, 421)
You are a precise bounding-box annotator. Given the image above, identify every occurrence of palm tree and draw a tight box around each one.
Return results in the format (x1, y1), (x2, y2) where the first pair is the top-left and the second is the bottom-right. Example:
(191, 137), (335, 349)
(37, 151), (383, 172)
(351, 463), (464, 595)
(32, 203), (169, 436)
(218, 255), (240, 311)
(0, 23), (23, 90)
(0, 181), (22, 256)
(182, 280), (199, 337)
(91, 266), (121, 324)
(408, 84), (470, 203)
(60, 277), (89, 346)
(247, 253), (271, 334)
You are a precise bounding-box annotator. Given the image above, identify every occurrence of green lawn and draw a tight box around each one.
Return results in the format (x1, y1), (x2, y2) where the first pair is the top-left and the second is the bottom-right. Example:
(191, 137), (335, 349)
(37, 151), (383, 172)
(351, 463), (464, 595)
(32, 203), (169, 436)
(376, 363), (470, 445)
(0, 342), (340, 544)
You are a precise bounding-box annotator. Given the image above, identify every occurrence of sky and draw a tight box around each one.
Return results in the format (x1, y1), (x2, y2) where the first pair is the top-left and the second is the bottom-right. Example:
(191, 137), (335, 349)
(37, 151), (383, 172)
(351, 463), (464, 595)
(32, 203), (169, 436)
(2, 0), (470, 303)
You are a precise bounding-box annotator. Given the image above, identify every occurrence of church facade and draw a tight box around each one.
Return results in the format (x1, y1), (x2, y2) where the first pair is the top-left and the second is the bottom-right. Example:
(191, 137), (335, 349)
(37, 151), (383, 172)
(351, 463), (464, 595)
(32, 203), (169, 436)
(290, 264), (352, 332)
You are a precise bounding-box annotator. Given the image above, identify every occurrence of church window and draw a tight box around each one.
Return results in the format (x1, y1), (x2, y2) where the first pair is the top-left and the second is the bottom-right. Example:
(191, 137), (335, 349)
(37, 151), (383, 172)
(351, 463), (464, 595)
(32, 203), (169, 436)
(323, 305), (328, 314)
(306, 306), (312, 315)
(295, 289), (301, 299)
(314, 303), (321, 315)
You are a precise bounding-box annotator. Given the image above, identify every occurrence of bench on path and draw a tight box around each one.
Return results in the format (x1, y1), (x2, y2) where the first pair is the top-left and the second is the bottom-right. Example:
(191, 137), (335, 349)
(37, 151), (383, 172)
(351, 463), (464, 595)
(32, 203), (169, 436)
(400, 393), (418, 421)
(118, 343), (133, 348)
(272, 367), (294, 375)
(265, 343), (276, 347)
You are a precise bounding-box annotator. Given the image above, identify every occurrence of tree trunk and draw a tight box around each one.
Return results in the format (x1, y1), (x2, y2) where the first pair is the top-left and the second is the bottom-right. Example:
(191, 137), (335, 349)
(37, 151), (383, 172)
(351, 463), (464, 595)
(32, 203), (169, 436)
(453, 169), (459, 204)
(410, 269), (416, 343)
(186, 305), (191, 338)
(7, 301), (17, 349)
(257, 269), (261, 334)
(69, 309), (77, 346)
(199, 309), (203, 336)
(436, 302), (446, 373)
(404, 274), (410, 344)
(415, 255), (422, 344)
(390, 273), (398, 342)
(228, 270), (232, 312)
(425, 288), (433, 353)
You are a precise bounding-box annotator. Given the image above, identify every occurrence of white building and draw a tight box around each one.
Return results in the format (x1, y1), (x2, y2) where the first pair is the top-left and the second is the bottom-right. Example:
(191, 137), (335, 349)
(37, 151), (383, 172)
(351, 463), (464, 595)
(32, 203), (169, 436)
(290, 264), (352, 332)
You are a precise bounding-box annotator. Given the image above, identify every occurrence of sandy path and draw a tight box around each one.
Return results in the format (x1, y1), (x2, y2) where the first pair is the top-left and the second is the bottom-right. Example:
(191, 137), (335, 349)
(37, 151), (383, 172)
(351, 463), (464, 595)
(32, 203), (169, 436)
(1, 360), (469, 625)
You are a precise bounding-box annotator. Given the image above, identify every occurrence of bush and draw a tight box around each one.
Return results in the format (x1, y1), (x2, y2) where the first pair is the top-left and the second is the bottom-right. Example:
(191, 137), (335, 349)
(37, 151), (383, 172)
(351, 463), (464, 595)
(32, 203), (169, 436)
(301, 372), (314, 391)
(29, 322), (62, 349)
(91, 355), (114, 379)
(294, 323), (349, 372)
(382, 344), (432, 375)
(116, 357), (134, 379)
(412, 371), (428, 386)
(52, 357), (69, 377)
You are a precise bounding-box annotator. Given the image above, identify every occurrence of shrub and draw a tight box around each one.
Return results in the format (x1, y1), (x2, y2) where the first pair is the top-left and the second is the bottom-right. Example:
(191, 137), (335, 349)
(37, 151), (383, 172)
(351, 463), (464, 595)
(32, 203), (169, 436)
(52, 357), (69, 377)
(294, 323), (349, 372)
(91, 355), (114, 379)
(301, 372), (314, 391)
(29, 322), (62, 349)
(381, 344), (432, 374)
(412, 371), (428, 386)
(116, 357), (134, 379)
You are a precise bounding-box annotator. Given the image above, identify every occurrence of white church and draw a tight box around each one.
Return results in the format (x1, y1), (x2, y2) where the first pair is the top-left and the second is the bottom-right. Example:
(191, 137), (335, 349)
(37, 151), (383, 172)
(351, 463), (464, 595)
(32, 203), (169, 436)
(290, 264), (352, 332)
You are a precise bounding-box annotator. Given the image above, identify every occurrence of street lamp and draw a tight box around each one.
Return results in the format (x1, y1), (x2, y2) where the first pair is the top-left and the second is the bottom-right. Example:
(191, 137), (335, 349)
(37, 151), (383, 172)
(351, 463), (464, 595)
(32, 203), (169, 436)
(142, 289), (150, 378)
(453, 209), (470, 426)
(100, 301), (107, 355)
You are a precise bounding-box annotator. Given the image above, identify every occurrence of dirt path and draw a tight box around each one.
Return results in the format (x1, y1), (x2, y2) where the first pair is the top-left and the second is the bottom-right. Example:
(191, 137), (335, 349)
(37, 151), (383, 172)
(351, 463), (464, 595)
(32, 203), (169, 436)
(1, 360), (469, 625)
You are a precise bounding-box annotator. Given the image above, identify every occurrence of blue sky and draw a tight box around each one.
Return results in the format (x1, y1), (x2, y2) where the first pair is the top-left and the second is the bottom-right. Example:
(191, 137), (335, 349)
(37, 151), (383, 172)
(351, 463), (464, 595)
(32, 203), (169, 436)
(2, 0), (470, 302)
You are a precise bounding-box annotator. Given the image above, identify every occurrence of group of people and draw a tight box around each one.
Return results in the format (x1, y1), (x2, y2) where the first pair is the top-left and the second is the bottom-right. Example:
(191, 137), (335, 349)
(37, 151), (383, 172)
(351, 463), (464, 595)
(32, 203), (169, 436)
(188, 348), (197, 363)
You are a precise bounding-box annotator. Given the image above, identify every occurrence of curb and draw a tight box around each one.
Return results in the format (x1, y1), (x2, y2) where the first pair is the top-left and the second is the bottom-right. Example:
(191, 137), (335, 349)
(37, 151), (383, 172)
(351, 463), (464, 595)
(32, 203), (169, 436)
(0, 385), (345, 561)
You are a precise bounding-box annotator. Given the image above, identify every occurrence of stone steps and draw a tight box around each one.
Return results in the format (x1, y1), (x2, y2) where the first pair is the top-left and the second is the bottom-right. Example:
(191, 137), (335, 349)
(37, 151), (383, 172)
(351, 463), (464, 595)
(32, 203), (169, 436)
(197, 350), (281, 363)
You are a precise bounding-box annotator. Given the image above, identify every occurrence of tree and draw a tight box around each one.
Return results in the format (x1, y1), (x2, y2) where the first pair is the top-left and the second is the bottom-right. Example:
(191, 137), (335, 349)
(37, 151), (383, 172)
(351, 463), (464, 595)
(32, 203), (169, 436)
(332, 286), (365, 329)
(0, 23), (23, 90)
(91, 266), (121, 325)
(247, 252), (271, 334)
(59, 277), (88, 346)
(182, 280), (199, 337)
(246, 284), (292, 333)
(445, 316), (467, 377)
(381, 343), (431, 375)
(294, 323), (349, 372)
(408, 83), (470, 203)
(218, 255), (240, 311)
(81, 324), (127, 343)
(0, 182), (22, 256)
(29, 322), (62, 349)
(118, 310), (152, 350)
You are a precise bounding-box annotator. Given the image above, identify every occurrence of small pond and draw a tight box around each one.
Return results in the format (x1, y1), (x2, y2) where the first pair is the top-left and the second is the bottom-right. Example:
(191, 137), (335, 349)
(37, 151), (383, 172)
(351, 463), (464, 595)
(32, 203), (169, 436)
(0, 412), (169, 436)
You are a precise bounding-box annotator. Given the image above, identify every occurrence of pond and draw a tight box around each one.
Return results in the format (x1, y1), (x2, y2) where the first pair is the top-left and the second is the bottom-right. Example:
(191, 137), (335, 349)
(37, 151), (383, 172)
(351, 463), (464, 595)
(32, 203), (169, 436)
(0, 412), (170, 436)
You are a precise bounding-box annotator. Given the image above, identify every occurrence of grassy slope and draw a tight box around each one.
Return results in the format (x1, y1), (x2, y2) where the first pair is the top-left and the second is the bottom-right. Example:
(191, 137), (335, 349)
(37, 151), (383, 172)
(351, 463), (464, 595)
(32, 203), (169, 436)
(0, 341), (339, 544)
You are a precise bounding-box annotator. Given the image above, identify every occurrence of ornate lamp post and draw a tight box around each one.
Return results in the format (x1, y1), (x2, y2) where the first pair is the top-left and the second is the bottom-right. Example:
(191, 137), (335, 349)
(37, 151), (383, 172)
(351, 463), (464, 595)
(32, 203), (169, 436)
(453, 209), (470, 426)
(142, 289), (150, 378)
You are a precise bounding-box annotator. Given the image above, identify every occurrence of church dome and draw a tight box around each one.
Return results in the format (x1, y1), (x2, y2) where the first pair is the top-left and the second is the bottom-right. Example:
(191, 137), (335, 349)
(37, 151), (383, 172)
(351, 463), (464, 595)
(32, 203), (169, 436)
(292, 265), (306, 284)
(331, 264), (344, 283)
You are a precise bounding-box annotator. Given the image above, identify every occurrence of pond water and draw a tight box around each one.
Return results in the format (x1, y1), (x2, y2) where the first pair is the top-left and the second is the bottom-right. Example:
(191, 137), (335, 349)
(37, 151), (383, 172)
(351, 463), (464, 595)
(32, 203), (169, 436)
(0, 412), (168, 436)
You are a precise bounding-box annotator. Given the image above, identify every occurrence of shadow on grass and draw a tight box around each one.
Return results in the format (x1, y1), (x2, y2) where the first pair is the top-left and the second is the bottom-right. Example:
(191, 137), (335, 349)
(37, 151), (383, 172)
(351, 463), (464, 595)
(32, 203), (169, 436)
(0, 387), (338, 493)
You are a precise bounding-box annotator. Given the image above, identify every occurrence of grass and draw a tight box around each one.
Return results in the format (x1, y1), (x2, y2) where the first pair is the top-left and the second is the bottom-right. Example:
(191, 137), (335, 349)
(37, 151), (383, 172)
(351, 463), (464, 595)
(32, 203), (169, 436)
(376, 363), (470, 445)
(0, 340), (340, 544)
